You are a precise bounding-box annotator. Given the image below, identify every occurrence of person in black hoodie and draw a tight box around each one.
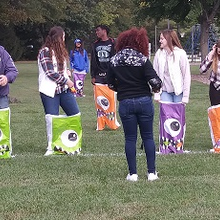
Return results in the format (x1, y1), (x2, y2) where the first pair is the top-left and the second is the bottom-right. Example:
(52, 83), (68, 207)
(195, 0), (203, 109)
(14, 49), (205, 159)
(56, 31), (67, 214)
(107, 27), (162, 182)
(90, 24), (120, 131)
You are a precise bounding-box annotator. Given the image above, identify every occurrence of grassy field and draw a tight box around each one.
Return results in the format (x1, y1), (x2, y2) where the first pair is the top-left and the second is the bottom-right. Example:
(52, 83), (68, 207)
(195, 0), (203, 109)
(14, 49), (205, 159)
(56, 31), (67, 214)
(1, 61), (220, 220)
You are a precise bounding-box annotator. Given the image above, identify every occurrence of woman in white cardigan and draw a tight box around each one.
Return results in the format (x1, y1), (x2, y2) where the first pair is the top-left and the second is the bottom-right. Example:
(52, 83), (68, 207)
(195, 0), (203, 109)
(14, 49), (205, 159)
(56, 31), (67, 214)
(153, 29), (191, 104)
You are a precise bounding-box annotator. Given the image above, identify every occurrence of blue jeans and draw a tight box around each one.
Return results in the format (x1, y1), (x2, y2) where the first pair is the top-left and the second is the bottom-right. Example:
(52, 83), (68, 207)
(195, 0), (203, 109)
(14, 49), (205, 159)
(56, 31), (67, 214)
(119, 96), (156, 174)
(161, 91), (183, 103)
(40, 89), (79, 116)
(0, 96), (9, 109)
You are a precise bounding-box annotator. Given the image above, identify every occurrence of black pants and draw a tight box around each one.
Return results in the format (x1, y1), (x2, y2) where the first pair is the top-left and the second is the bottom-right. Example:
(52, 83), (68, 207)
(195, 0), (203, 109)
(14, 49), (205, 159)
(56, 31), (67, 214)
(209, 81), (220, 106)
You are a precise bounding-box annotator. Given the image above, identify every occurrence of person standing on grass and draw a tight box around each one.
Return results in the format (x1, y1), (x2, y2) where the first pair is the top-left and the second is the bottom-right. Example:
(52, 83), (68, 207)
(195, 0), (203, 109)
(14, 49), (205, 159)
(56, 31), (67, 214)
(200, 39), (220, 153)
(70, 38), (89, 97)
(153, 29), (191, 104)
(0, 46), (18, 108)
(153, 29), (191, 154)
(38, 26), (82, 156)
(200, 39), (220, 106)
(90, 24), (120, 131)
(107, 27), (162, 182)
(0, 45), (18, 158)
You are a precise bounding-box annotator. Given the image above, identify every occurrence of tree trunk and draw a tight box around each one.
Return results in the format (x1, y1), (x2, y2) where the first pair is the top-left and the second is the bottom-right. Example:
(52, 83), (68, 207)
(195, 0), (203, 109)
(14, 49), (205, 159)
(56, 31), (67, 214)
(200, 14), (209, 62)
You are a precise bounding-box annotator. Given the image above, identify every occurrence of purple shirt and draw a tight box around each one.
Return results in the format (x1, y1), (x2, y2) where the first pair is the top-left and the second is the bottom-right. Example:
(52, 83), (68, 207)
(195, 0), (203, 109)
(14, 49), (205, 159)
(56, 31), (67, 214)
(0, 46), (18, 97)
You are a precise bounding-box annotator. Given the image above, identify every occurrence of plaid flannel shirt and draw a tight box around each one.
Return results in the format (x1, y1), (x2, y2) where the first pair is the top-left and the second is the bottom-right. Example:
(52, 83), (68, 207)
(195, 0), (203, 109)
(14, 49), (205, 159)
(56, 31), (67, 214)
(200, 55), (220, 90)
(39, 48), (68, 94)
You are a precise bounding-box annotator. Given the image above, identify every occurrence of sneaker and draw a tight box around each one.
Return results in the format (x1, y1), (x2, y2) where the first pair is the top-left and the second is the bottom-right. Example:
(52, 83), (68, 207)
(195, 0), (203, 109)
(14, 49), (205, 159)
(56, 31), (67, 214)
(126, 173), (138, 182)
(147, 172), (159, 181)
(44, 150), (54, 156)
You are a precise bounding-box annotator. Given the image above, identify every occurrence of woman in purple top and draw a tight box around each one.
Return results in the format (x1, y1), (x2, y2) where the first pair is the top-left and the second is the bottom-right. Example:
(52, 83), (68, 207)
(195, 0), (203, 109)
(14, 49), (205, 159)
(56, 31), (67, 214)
(0, 46), (18, 108)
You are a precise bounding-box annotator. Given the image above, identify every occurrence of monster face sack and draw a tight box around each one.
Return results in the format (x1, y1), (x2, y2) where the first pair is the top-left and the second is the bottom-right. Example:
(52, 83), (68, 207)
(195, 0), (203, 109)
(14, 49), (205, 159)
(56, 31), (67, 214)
(45, 113), (82, 155)
(94, 83), (120, 131)
(208, 104), (220, 153)
(159, 102), (186, 154)
(73, 71), (86, 97)
(0, 108), (12, 159)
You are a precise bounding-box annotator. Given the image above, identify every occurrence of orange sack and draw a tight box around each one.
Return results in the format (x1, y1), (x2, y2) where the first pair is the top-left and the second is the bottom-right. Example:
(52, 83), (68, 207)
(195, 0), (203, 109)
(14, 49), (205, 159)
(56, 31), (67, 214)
(94, 83), (120, 131)
(208, 104), (220, 153)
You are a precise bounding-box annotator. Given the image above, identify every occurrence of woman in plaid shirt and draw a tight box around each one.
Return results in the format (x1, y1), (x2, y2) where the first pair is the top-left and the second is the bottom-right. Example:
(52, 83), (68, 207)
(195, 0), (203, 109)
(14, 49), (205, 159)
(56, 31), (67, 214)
(38, 26), (79, 115)
(200, 39), (220, 106)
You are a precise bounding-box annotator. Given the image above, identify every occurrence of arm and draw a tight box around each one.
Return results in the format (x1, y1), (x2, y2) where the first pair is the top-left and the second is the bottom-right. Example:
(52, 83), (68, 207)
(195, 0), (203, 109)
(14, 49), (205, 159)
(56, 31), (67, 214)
(144, 59), (162, 93)
(84, 50), (89, 73)
(69, 50), (74, 71)
(107, 63), (117, 91)
(180, 51), (191, 104)
(90, 45), (96, 84)
(39, 48), (67, 86)
(152, 50), (162, 101)
(199, 44), (216, 73)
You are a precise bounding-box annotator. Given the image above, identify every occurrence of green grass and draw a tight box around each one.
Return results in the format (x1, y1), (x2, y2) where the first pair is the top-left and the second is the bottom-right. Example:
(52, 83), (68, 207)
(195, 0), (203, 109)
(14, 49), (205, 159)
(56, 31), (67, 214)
(1, 62), (220, 219)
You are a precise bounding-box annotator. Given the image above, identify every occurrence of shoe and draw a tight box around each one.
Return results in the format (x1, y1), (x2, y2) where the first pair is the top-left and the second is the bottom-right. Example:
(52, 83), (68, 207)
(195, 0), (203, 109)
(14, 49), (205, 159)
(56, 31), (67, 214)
(44, 150), (54, 156)
(147, 172), (159, 181)
(126, 173), (138, 182)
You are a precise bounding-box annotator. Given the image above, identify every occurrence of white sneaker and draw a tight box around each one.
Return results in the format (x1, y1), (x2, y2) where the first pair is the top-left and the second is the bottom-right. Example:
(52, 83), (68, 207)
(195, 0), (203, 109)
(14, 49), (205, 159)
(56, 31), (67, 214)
(126, 173), (138, 182)
(147, 172), (159, 181)
(44, 150), (54, 156)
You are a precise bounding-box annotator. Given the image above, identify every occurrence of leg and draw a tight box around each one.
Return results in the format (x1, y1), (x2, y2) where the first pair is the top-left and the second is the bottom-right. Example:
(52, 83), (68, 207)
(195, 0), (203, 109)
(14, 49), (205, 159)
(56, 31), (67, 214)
(40, 93), (60, 115)
(60, 90), (80, 116)
(119, 99), (138, 175)
(137, 96), (156, 173)
(209, 82), (220, 106)
(0, 96), (9, 109)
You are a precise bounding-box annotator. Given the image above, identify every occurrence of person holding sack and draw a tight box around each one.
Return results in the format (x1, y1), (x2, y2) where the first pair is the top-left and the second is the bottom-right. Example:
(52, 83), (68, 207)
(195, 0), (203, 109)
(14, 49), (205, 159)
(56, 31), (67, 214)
(69, 38), (89, 97)
(38, 26), (82, 156)
(200, 39), (220, 152)
(0, 45), (18, 158)
(153, 29), (191, 154)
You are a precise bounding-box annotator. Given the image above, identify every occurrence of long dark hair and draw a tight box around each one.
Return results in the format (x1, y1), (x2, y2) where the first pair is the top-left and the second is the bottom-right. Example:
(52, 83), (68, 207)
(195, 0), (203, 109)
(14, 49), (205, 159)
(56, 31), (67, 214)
(115, 27), (149, 56)
(43, 26), (69, 69)
(74, 39), (84, 56)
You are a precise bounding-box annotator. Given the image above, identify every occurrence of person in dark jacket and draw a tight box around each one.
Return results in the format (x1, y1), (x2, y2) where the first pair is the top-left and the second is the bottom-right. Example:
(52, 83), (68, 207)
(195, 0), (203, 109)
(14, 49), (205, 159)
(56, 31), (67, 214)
(107, 27), (162, 182)
(0, 46), (18, 108)
(90, 24), (120, 130)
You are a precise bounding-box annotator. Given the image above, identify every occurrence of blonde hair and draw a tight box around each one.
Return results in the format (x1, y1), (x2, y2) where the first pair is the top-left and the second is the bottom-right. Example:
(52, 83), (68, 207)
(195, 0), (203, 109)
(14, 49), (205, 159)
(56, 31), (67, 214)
(212, 39), (220, 73)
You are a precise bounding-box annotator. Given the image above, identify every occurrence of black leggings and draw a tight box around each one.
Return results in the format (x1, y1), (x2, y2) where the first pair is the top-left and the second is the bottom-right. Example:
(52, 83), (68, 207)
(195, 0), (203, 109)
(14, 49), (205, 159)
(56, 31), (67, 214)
(209, 81), (220, 106)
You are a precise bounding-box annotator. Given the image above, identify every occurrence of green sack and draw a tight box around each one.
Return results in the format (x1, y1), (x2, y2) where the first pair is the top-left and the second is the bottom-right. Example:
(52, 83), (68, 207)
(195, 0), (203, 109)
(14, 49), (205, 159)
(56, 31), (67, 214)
(0, 108), (12, 159)
(46, 113), (82, 155)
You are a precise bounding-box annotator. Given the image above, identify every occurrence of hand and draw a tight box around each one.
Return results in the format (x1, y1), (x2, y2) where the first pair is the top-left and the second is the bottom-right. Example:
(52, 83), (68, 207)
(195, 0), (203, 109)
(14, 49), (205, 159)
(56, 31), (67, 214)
(67, 69), (71, 77)
(66, 79), (74, 88)
(91, 78), (95, 85)
(0, 75), (8, 86)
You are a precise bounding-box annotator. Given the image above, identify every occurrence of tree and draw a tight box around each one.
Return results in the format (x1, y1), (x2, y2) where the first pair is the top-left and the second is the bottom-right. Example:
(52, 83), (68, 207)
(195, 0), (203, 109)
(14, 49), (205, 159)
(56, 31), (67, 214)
(135, 0), (220, 60)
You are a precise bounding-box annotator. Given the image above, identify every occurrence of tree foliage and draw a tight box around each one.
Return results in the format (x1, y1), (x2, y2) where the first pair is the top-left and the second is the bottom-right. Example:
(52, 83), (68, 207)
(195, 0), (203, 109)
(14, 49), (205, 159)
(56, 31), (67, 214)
(135, 0), (220, 59)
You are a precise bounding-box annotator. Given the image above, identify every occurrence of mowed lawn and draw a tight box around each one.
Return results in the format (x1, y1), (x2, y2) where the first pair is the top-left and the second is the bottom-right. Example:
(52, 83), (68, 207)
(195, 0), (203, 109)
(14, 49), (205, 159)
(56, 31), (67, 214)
(1, 61), (220, 220)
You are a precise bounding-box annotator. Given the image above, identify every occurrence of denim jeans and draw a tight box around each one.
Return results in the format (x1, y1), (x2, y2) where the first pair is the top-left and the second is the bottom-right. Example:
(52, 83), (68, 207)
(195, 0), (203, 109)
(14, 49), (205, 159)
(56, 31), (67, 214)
(0, 96), (9, 109)
(40, 89), (79, 116)
(119, 96), (156, 174)
(161, 91), (183, 103)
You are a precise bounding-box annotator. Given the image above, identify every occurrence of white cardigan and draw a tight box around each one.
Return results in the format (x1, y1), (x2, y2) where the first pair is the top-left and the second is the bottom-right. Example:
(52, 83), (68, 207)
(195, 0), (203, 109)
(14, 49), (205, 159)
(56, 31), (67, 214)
(153, 47), (191, 103)
(38, 47), (68, 97)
